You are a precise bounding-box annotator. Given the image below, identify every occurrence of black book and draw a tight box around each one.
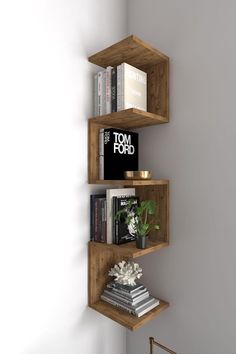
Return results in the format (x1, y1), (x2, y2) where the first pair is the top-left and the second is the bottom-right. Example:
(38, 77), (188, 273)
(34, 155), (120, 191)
(113, 196), (139, 245)
(99, 128), (139, 180)
(90, 194), (105, 241)
(111, 67), (117, 112)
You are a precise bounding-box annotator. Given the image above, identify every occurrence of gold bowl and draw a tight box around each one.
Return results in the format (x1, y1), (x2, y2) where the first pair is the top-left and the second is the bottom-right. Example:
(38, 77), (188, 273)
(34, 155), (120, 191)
(124, 171), (152, 180)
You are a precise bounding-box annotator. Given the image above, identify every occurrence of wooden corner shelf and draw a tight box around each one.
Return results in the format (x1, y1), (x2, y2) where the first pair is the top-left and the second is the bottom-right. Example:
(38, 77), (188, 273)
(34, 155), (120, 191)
(89, 240), (169, 259)
(89, 108), (168, 129)
(89, 35), (168, 68)
(89, 299), (169, 331)
(89, 35), (169, 121)
(87, 35), (170, 330)
(89, 179), (168, 186)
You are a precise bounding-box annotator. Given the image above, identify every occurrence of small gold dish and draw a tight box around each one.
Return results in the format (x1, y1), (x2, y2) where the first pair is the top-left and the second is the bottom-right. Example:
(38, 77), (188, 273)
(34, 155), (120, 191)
(124, 171), (152, 180)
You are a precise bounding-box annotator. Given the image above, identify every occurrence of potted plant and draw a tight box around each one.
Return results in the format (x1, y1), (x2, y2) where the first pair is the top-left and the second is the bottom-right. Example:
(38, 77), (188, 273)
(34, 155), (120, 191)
(115, 199), (160, 249)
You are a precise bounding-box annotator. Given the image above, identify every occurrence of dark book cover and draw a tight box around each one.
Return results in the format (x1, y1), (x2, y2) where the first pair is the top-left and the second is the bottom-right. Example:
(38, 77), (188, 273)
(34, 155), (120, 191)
(111, 67), (117, 112)
(90, 194), (105, 241)
(101, 128), (139, 180)
(113, 196), (139, 245)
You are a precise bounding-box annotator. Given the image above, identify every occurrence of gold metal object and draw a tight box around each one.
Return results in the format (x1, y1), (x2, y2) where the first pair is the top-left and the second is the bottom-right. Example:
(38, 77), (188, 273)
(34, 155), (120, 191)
(149, 337), (177, 354)
(124, 170), (152, 180)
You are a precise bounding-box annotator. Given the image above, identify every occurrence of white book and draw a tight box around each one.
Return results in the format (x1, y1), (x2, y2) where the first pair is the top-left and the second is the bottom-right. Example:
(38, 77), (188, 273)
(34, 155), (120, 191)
(99, 155), (104, 180)
(93, 74), (98, 116)
(117, 62), (147, 112)
(106, 188), (135, 244)
(106, 66), (113, 114)
(101, 70), (106, 115)
(136, 298), (160, 317)
(98, 71), (103, 115)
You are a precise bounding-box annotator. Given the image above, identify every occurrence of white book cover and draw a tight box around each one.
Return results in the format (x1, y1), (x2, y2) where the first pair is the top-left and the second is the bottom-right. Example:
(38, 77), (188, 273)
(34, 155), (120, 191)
(93, 74), (98, 116)
(106, 188), (135, 244)
(117, 62), (147, 112)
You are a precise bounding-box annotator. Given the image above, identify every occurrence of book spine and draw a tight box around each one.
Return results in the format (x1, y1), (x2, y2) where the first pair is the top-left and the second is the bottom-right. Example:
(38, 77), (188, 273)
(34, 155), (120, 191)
(117, 65), (122, 111)
(98, 71), (102, 115)
(93, 74), (98, 117)
(121, 63), (124, 110)
(115, 197), (119, 244)
(90, 196), (94, 241)
(94, 198), (99, 241)
(106, 67), (112, 114)
(99, 128), (104, 156)
(101, 70), (106, 115)
(99, 156), (104, 180)
(112, 197), (116, 244)
(104, 200), (107, 243)
(109, 287), (148, 300)
(111, 67), (117, 112)
(101, 295), (136, 315)
(100, 199), (105, 243)
(104, 290), (135, 306)
(99, 128), (104, 180)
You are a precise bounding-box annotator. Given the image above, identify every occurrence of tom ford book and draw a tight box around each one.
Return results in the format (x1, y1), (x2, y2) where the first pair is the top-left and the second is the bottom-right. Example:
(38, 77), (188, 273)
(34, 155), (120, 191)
(99, 128), (139, 180)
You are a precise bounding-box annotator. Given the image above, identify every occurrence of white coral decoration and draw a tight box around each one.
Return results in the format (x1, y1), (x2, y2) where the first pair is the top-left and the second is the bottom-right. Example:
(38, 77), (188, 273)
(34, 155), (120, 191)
(108, 261), (142, 286)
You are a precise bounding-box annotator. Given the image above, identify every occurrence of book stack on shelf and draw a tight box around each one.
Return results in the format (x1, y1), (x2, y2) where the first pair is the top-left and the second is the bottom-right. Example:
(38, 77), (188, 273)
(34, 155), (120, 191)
(99, 127), (138, 180)
(90, 188), (139, 245)
(94, 63), (147, 116)
(101, 282), (160, 317)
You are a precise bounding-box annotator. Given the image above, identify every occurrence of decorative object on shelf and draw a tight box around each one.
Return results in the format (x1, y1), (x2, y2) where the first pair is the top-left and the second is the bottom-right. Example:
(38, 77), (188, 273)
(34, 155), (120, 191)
(108, 260), (142, 286)
(149, 337), (177, 354)
(116, 199), (160, 249)
(124, 170), (152, 180)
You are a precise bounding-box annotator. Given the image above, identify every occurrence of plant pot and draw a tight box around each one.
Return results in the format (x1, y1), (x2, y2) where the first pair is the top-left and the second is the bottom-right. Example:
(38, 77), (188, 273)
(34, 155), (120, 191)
(136, 236), (148, 249)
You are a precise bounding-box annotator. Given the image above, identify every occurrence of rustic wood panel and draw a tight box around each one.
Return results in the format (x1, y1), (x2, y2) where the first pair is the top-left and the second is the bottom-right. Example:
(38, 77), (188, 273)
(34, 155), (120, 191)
(88, 242), (127, 305)
(88, 35), (168, 69)
(91, 179), (169, 186)
(141, 60), (169, 119)
(89, 109), (168, 129)
(90, 299), (169, 331)
(88, 240), (168, 259)
(135, 183), (169, 243)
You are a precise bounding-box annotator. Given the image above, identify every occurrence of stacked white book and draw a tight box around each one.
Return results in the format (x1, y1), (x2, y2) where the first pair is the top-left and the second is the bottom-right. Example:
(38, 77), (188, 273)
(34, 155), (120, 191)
(101, 282), (160, 317)
(93, 63), (147, 116)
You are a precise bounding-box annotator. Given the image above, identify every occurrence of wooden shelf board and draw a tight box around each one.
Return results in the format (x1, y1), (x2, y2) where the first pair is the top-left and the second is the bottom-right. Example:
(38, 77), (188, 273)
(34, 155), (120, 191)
(88, 35), (169, 69)
(89, 179), (168, 186)
(89, 240), (169, 259)
(90, 299), (169, 331)
(89, 108), (168, 129)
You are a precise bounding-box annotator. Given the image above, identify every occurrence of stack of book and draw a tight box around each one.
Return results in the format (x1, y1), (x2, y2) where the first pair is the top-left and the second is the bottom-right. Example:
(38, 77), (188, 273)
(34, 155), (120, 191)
(101, 282), (160, 317)
(90, 188), (138, 245)
(94, 63), (147, 116)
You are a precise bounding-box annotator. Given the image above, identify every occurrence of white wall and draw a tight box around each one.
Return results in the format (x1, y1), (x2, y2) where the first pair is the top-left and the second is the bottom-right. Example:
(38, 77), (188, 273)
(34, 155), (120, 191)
(127, 1), (236, 353)
(0, 1), (127, 354)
